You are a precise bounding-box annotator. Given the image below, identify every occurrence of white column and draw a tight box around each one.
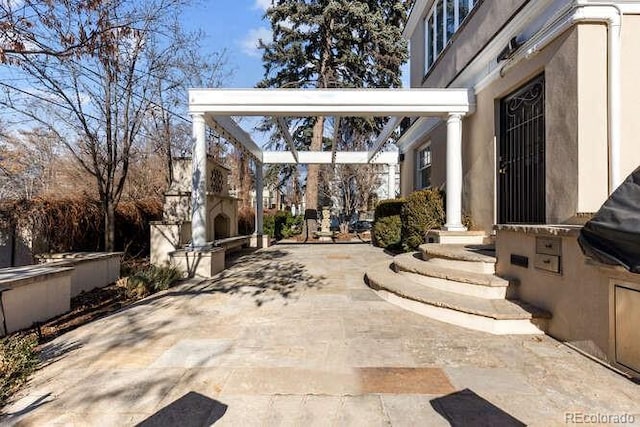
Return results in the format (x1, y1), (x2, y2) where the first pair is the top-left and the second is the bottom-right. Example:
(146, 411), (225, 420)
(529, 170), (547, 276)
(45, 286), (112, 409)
(387, 164), (396, 199)
(190, 113), (208, 248)
(255, 161), (264, 235)
(444, 113), (466, 231)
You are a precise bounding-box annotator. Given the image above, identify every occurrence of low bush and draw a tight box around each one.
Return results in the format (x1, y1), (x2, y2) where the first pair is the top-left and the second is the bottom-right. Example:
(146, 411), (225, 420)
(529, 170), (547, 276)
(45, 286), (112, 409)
(374, 198), (405, 221)
(264, 210), (302, 240)
(401, 189), (445, 251)
(126, 265), (182, 299)
(0, 333), (39, 407)
(372, 215), (402, 249)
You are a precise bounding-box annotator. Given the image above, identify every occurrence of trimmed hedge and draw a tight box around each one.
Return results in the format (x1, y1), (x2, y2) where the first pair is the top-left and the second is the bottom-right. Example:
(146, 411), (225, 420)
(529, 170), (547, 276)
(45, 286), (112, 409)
(400, 189), (445, 250)
(372, 198), (405, 249)
(372, 215), (402, 249)
(374, 198), (405, 221)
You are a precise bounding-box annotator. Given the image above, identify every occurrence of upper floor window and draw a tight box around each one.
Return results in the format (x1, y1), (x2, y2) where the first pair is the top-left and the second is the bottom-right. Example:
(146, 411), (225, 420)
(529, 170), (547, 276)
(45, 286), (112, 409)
(424, 0), (477, 73)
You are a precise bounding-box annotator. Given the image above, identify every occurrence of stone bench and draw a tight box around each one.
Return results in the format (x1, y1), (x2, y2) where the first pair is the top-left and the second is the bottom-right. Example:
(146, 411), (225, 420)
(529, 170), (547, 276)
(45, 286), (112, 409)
(36, 252), (122, 297)
(0, 265), (73, 336)
(213, 235), (251, 252)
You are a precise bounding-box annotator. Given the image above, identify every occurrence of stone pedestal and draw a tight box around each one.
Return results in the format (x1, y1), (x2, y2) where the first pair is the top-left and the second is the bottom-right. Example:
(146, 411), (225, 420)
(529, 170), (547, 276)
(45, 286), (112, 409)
(169, 248), (225, 279)
(250, 234), (271, 249)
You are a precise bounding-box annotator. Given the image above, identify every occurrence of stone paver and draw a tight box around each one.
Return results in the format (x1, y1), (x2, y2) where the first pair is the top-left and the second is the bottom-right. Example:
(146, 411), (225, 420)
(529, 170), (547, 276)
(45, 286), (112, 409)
(2, 244), (639, 426)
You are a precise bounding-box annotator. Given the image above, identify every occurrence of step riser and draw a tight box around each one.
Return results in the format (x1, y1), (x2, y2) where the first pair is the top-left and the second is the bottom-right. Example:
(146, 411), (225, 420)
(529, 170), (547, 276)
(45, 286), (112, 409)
(425, 233), (486, 245)
(397, 271), (507, 299)
(420, 256), (496, 274)
(375, 289), (547, 335)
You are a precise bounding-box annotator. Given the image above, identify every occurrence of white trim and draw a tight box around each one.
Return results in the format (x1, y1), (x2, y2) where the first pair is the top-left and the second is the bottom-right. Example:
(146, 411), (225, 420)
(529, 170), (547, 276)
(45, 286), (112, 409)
(189, 88), (475, 116)
(208, 115), (263, 162)
(368, 116), (403, 162)
(416, 141), (433, 190)
(263, 151), (398, 165)
(405, 0), (431, 40)
(453, 0), (562, 91)
(397, 117), (441, 153)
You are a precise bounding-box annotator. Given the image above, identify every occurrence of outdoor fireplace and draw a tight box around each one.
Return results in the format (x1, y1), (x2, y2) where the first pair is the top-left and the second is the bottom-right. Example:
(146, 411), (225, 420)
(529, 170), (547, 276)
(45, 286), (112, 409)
(214, 214), (231, 240)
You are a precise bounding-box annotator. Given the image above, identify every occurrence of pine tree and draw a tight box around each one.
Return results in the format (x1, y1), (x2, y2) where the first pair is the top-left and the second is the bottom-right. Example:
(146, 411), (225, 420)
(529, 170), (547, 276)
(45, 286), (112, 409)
(258, 0), (411, 211)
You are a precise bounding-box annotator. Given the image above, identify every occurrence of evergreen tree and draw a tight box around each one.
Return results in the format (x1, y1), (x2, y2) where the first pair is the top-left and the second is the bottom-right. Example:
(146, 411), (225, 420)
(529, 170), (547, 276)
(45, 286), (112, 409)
(258, 0), (411, 211)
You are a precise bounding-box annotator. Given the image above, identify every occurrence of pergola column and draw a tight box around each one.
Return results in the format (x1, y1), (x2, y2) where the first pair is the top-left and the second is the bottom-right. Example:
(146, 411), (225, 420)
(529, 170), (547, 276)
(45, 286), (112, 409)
(444, 113), (466, 231)
(190, 113), (208, 248)
(387, 163), (396, 199)
(255, 161), (264, 235)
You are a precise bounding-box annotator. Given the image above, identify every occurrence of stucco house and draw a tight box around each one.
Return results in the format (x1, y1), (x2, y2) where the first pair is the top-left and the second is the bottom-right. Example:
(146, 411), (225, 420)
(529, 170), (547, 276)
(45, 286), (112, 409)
(388, 0), (640, 378)
(398, 0), (639, 230)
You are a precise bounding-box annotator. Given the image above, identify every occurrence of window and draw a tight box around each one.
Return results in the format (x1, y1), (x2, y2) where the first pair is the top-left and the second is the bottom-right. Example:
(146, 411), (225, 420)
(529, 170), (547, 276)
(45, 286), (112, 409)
(424, 0), (477, 74)
(416, 144), (432, 189)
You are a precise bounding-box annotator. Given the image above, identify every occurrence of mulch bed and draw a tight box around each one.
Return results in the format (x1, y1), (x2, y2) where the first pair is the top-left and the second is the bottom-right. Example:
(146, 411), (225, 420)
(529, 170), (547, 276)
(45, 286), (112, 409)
(33, 283), (137, 344)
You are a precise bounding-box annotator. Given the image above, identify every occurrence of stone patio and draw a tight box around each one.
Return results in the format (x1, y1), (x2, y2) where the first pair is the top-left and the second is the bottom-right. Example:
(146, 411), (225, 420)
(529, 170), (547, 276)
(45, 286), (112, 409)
(2, 244), (639, 426)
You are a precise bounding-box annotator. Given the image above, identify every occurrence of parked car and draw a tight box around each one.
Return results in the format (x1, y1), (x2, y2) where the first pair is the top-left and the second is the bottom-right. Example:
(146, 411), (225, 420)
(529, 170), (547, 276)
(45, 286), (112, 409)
(348, 220), (373, 233)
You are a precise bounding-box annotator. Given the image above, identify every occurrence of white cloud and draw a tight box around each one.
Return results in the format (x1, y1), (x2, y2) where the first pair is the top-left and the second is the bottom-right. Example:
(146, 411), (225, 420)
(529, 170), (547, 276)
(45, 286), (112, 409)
(240, 27), (271, 57)
(253, 0), (271, 11)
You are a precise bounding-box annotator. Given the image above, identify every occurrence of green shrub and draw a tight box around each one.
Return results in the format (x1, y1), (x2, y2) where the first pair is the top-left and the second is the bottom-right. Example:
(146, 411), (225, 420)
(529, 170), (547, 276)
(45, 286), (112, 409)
(0, 333), (39, 406)
(263, 210), (302, 240)
(281, 214), (303, 239)
(263, 211), (276, 238)
(126, 265), (182, 298)
(374, 198), (405, 221)
(372, 215), (402, 248)
(401, 189), (445, 251)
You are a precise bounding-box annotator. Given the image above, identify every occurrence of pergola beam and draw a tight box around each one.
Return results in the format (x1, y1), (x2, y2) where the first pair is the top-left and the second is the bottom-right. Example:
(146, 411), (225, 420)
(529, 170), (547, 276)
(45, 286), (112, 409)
(368, 116), (403, 163)
(263, 151), (398, 165)
(189, 88), (475, 116)
(209, 115), (263, 162)
(275, 117), (299, 163)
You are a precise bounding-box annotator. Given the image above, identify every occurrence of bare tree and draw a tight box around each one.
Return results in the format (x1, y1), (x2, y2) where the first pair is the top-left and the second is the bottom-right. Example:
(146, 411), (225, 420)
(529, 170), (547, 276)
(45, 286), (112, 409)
(0, 0), (229, 251)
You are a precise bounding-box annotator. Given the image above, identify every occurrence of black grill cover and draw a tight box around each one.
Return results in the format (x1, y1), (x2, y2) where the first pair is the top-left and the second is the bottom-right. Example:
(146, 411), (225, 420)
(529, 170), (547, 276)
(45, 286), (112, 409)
(578, 166), (640, 273)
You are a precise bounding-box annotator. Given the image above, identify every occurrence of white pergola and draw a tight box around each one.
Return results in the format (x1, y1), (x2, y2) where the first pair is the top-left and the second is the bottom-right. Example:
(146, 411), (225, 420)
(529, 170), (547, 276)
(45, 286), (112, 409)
(188, 88), (475, 248)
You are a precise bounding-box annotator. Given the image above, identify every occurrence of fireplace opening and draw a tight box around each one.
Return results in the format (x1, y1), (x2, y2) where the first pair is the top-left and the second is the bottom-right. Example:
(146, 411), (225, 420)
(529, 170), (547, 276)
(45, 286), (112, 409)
(214, 214), (231, 240)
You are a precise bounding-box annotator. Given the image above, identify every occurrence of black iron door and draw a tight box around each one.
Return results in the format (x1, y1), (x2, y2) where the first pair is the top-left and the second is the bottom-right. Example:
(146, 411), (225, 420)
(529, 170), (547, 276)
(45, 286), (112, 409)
(498, 74), (546, 224)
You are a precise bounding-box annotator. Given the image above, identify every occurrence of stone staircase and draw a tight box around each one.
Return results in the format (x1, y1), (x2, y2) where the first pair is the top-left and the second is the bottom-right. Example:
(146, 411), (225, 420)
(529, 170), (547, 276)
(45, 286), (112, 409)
(365, 244), (551, 335)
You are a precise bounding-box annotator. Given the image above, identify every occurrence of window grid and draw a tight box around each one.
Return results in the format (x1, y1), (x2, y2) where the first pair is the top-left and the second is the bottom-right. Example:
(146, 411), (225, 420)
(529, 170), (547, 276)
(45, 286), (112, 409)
(424, 0), (477, 74)
(416, 144), (432, 190)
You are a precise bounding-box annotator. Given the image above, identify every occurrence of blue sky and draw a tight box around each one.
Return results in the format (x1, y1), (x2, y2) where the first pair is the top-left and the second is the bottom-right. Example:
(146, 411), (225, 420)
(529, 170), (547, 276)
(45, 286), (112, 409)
(181, 0), (410, 88)
(182, 0), (273, 88)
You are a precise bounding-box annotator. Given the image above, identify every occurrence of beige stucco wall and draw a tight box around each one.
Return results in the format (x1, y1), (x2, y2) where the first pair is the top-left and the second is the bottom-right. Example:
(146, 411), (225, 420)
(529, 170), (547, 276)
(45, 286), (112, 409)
(1, 271), (71, 334)
(40, 253), (121, 297)
(404, 23), (618, 230)
(400, 147), (415, 197)
(408, 28), (581, 230)
(620, 15), (640, 179)
(150, 222), (191, 267)
(495, 228), (610, 361)
(411, 0), (528, 88)
(576, 24), (609, 214)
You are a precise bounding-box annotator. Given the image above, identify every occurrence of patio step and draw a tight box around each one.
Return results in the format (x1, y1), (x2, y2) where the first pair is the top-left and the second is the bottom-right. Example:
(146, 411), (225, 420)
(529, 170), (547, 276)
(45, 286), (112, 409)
(419, 243), (497, 274)
(393, 253), (513, 299)
(365, 262), (550, 335)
